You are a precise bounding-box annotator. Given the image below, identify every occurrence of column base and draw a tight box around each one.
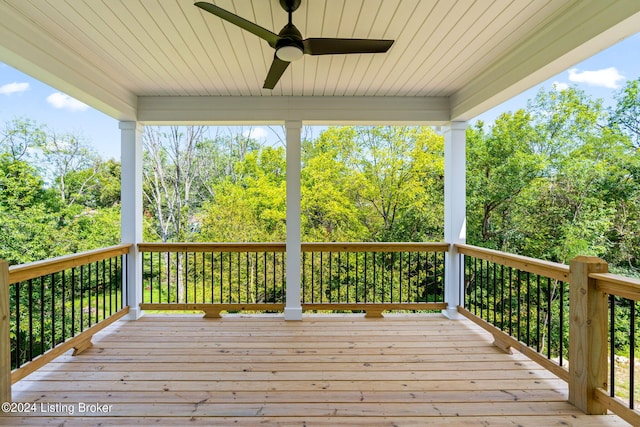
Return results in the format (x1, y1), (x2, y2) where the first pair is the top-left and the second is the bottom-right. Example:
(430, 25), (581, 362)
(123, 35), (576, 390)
(123, 307), (145, 321)
(284, 307), (303, 321)
(442, 307), (463, 320)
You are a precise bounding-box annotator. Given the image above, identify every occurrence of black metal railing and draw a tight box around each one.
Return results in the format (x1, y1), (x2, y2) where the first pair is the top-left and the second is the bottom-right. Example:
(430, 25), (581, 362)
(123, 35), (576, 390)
(8, 245), (129, 370)
(608, 294), (638, 409)
(588, 271), (640, 418)
(458, 244), (570, 372)
(139, 243), (286, 306)
(301, 243), (448, 306)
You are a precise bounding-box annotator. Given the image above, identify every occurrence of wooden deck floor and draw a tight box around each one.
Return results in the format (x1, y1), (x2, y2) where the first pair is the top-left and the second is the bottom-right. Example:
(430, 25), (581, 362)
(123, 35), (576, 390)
(2, 314), (630, 426)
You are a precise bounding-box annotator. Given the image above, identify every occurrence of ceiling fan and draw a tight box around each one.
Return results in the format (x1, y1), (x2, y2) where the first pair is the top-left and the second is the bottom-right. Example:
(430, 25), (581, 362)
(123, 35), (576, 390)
(195, 0), (394, 89)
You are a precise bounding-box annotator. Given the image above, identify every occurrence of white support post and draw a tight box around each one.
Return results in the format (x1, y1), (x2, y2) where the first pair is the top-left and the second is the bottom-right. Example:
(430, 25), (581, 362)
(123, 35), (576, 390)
(120, 121), (144, 320)
(443, 121), (467, 319)
(284, 120), (303, 320)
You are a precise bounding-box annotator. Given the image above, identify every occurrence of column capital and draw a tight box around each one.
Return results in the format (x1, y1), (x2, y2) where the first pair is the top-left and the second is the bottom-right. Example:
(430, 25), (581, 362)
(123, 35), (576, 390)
(284, 119), (303, 130)
(118, 121), (142, 131)
(445, 121), (468, 131)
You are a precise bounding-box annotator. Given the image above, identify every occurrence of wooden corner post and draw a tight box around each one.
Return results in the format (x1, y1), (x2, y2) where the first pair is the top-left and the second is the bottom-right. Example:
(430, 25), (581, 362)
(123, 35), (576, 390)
(0, 260), (11, 404)
(569, 256), (608, 414)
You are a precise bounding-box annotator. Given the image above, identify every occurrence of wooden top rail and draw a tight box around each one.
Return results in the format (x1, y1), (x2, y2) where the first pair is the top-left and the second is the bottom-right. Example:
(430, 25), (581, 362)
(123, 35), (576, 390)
(138, 242), (287, 253)
(8, 244), (132, 285)
(138, 242), (450, 254)
(455, 243), (569, 282)
(301, 242), (450, 253)
(591, 272), (640, 301)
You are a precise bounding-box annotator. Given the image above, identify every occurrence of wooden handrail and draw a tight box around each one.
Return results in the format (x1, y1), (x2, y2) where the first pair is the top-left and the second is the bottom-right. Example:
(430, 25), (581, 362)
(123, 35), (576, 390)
(301, 242), (449, 253)
(455, 243), (569, 282)
(590, 272), (640, 301)
(138, 242), (449, 253)
(8, 244), (132, 285)
(138, 242), (286, 253)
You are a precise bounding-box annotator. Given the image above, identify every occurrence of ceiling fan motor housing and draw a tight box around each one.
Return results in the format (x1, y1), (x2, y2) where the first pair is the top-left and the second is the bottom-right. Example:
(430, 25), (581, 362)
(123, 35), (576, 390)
(280, 0), (301, 12)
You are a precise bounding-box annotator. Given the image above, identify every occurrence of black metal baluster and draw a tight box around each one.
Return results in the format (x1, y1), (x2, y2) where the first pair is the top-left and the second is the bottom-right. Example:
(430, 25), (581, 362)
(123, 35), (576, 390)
(15, 282), (21, 367)
(210, 252), (215, 304)
(355, 253), (359, 303)
(320, 252), (324, 304)
(166, 252), (171, 303)
(338, 252), (342, 303)
(536, 275), (541, 352)
(245, 252), (249, 304)
(301, 251), (306, 303)
(279, 251), (283, 303)
(526, 272), (531, 346)
(500, 265), (505, 331)
(547, 278), (552, 359)
(559, 281), (565, 367)
(346, 252), (350, 303)
(272, 252), (277, 303)
(61, 270), (66, 341)
(87, 263), (93, 328)
(97, 262), (102, 323)
(108, 257), (113, 315)
(124, 253), (129, 309)
(630, 301), (636, 409)
(471, 257), (477, 315)
(28, 279), (34, 361)
(80, 264), (85, 329)
(407, 252), (412, 303)
(364, 252), (368, 303)
(508, 268), (513, 336)
(51, 273), (56, 346)
(262, 252), (269, 302)
(40, 276), (45, 354)
(399, 252), (404, 303)
(236, 252), (241, 303)
(373, 252), (377, 303)
(610, 294), (616, 397)
(71, 268), (76, 336)
(184, 252), (189, 303)
(516, 270), (522, 342)
(149, 253), (153, 304)
(390, 252), (395, 303)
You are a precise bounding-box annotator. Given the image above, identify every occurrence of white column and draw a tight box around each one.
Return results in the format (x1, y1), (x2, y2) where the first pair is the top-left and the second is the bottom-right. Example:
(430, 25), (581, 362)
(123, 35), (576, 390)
(443, 121), (467, 319)
(120, 121), (144, 320)
(284, 120), (303, 320)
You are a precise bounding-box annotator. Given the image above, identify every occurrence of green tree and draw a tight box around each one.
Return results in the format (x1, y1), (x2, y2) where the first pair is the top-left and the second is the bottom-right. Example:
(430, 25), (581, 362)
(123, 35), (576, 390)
(198, 147), (287, 241)
(301, 127), (365, 241)
(0, 155), (59, 263)
(610, 78), (640, 149)
(0, 118), (46, 162)
(466, 111), (544, 249)
(303, 126), (444, 242)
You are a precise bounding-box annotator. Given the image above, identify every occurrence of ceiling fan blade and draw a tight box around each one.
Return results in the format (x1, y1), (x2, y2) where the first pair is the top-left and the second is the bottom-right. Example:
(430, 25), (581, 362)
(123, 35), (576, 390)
(303, 38), (394, 55)
(263, 56), (290, 89)
(195, 2), (279, 47)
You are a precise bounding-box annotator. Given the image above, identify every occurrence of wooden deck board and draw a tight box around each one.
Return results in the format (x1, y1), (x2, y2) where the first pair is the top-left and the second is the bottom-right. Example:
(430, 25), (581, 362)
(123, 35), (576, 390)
(2, 314), (630, 426)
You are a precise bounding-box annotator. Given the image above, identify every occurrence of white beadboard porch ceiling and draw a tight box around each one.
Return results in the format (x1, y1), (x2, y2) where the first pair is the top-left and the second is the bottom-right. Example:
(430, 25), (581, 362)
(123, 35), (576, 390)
(0, 0), (639, 123)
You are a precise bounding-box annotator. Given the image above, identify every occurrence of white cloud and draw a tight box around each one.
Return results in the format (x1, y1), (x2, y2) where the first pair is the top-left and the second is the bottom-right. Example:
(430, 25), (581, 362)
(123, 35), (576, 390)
(568, 67), (625, 89)
(552, 81), (569, 91)
(243, 126), (268, 140)
(0, 82), (30, 95)
(46, 92), (89, 111)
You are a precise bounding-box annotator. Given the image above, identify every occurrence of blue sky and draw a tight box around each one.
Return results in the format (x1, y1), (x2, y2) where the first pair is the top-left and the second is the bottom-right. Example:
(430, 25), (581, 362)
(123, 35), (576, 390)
(1, 32), (639, 160)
